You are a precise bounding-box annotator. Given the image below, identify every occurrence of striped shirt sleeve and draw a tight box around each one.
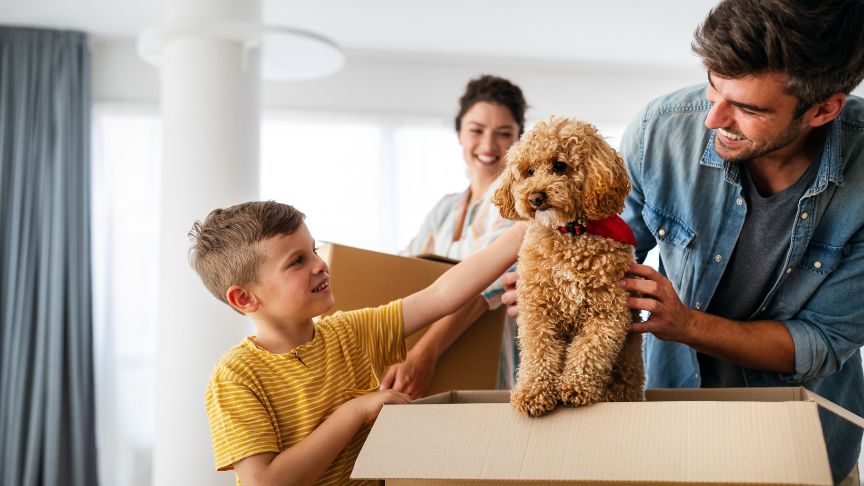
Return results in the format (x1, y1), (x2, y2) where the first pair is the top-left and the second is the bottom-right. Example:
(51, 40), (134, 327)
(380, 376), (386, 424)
(346, 300), (406, 374)
(205, 379), (280, 471)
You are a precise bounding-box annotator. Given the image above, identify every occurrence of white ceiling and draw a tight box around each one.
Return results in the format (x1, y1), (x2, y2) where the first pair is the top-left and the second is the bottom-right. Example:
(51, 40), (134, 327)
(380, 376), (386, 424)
(0, 0), (719, 68)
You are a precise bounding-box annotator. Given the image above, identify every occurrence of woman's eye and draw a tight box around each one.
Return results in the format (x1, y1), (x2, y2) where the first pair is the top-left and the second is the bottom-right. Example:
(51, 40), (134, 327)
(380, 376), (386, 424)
(552, 161), (568, 173)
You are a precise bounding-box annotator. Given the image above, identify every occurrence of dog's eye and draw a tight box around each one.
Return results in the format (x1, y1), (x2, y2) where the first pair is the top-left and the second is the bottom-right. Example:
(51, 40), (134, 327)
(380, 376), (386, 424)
(552, 161), (568, 173)
(525, 168), (534, 177)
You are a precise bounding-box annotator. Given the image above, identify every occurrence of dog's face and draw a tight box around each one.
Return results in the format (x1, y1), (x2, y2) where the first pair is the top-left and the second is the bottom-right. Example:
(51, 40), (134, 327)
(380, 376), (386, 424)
(492, 117), (631, 228)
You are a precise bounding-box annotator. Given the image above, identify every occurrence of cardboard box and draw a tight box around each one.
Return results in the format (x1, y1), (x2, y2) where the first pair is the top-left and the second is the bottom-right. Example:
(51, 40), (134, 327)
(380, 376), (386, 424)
(352, 388), (864, 485)
(317, 243), (506, 396)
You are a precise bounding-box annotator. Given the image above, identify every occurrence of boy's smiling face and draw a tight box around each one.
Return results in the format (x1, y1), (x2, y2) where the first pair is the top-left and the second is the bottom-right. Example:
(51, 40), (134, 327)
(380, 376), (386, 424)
(247, 223), (335, 324)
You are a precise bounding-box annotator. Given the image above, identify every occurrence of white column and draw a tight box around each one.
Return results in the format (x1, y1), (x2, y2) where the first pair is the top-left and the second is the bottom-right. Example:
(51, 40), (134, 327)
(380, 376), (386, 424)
(152, 1), (260, 485)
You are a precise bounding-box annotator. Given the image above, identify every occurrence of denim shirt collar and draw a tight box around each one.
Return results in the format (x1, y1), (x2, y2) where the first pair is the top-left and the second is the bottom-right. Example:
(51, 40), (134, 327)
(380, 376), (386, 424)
(699, 121), (846, 192)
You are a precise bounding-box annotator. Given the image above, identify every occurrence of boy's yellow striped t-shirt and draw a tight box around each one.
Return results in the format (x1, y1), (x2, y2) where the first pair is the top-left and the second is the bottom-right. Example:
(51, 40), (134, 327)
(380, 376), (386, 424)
(205, 300), (406, 485)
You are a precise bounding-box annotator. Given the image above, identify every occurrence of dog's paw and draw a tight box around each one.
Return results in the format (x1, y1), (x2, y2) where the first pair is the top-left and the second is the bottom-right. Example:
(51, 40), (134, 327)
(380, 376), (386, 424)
(558, 384), (599, 407)
(510, 384), (558, 417)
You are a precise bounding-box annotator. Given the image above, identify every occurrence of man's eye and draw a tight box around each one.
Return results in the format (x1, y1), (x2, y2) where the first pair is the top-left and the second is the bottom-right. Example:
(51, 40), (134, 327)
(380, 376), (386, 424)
(526, 168), (534, 177)
(552, 161), (568, 173)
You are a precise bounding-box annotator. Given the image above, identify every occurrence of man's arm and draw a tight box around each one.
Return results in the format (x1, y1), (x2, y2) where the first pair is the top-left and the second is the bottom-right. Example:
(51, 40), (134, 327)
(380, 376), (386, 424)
(380, 295), (487, 398)
(402, 223), (525, 337)
(621, 262), (795, 373)
(234, 390), (410, 486)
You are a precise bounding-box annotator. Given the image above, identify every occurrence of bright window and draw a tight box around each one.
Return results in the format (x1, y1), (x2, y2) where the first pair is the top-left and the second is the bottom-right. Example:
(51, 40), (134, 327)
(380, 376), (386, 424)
(91, 105), (162, 486)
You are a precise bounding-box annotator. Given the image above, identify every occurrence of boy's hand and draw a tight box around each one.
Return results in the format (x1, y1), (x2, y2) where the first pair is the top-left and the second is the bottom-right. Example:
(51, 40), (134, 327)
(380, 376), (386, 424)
(346, 390), (411, 424)
(501, 270), (520, 318)
(380, 350), (436, 399)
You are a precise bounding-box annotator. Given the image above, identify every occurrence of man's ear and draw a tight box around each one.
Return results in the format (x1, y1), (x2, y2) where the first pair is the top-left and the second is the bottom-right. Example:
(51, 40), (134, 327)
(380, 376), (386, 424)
(226, 285), (259, 314)
(806, 93), (846, 128)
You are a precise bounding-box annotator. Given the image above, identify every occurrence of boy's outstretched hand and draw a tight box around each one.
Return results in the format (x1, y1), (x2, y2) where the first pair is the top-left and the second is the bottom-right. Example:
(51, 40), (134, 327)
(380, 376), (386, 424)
(346, 389), (411, 424)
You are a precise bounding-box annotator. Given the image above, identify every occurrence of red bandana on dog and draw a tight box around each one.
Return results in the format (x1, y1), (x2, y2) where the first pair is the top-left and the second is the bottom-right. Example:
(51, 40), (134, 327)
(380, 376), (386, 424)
(558, 215), (637, 247)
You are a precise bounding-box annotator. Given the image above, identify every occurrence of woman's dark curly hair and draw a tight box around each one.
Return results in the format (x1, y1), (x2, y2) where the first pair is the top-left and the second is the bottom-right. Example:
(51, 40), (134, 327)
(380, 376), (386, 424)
(455, 75), (528, 135)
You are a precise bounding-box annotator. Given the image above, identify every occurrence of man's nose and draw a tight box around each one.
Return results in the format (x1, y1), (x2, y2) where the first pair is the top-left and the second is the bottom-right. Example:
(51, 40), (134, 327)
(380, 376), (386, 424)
(705, 100), (733, 129)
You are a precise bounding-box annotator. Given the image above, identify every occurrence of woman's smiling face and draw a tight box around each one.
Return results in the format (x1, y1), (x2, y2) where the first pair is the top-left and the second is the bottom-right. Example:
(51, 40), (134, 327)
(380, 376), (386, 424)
(458, 101), (520, 187)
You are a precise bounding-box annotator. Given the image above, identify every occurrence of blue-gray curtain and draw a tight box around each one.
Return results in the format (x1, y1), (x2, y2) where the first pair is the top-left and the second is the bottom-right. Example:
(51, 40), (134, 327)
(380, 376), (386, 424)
(0, 27), (98, 486)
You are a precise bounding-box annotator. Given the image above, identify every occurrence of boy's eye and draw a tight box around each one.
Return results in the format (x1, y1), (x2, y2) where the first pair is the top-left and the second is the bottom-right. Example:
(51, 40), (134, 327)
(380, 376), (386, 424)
(552, 161), (568, 173)
(291, 256), (304, 266)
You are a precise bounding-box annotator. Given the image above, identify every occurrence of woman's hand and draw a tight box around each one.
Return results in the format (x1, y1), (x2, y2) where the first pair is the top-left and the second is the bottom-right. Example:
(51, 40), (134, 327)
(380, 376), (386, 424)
(500, 270), (520, 318)
(379, 349), (436, 400)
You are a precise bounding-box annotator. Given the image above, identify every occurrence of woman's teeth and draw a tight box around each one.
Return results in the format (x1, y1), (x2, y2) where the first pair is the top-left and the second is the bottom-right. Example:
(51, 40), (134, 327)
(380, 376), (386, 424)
(476, 155), (498, 164)
(719, 128), (746, 141)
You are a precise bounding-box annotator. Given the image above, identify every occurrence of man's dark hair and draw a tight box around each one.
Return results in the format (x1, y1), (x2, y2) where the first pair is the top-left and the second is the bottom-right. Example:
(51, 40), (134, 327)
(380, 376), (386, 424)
(455, 74), (528, 135)
(693, 0), (864, 116)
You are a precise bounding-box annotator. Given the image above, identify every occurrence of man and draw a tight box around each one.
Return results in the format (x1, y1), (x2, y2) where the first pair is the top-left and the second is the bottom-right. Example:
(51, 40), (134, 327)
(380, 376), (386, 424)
(503, 0), (864, 482)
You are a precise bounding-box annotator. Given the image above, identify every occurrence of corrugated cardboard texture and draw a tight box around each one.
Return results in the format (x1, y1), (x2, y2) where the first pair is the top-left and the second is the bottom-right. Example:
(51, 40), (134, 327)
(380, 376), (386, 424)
(354, 389), (834, 485)
(318, 243), (505, 395)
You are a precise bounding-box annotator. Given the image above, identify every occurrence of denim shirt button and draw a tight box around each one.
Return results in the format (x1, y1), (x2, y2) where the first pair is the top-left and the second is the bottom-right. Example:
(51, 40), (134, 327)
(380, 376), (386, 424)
(658, 228), (667, 237)
(695, 302), (702, 310)
(714, 254), (723, 262)
(736, 197), (743, 206)
(801, 212), (809, 220)
(785, 267), (793, 274)
(813, 260), (822, 269)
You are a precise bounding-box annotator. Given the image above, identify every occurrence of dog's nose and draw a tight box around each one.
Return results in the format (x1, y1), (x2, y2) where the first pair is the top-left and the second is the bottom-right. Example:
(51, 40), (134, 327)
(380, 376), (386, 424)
(528, 192), (547, 208)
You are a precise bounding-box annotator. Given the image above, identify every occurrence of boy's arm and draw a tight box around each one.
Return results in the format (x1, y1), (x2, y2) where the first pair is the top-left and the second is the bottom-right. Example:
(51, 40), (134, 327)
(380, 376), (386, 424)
(402, 223), (526, 337)
(234, 390), (410, 486)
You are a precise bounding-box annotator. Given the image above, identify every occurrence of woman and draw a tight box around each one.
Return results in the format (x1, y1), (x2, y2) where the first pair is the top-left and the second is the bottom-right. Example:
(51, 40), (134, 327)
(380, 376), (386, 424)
(380, 74), (528, 398)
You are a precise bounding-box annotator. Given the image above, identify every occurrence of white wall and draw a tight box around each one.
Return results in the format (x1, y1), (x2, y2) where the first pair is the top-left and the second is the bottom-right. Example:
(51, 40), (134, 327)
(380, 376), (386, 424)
(92, 37), (706, 127)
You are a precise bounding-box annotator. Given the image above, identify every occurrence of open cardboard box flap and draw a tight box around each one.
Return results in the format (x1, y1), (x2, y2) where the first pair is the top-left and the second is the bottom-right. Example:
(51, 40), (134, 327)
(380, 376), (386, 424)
(352, 387), (864, 485)
(317, 243), (505, 396)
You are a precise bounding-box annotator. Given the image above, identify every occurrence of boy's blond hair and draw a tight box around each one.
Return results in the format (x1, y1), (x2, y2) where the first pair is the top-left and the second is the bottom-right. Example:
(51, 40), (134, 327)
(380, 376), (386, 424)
(188, 201), (305, 312)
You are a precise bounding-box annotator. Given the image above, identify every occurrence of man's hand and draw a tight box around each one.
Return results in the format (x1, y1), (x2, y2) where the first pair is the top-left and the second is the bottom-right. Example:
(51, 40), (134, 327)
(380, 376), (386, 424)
(619, 262), (696, 343)
(345, 390), (411, 425)
(501, 270), (520, 318)
(379, 350), (436, 400)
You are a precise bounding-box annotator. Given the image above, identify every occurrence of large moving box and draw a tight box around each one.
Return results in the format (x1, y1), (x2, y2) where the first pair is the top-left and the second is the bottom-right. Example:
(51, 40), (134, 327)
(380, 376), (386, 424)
(317, 243), (507, 396)
(352, 388), (864, 485)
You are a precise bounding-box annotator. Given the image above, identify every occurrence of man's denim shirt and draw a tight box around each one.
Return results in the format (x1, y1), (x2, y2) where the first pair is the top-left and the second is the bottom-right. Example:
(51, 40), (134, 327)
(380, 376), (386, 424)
(620, 84), (864, 482)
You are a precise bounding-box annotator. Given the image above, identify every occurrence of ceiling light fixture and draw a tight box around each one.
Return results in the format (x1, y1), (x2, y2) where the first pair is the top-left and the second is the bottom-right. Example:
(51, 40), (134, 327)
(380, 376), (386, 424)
(137, 21), (345, 81)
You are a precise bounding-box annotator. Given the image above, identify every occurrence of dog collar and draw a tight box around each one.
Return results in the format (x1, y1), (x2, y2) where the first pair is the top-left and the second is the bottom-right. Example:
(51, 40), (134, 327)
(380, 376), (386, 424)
(558, 215), (637, 247)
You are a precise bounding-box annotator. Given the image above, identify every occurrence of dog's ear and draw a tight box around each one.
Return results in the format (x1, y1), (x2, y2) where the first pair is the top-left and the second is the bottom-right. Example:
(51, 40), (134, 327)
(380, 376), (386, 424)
(582, 138), (632, 220)
(492, 165), (522, 221)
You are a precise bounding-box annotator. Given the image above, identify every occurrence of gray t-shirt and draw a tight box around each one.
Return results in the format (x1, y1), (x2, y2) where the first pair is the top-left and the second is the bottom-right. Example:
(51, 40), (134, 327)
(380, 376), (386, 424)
(699, 159), (819, 387)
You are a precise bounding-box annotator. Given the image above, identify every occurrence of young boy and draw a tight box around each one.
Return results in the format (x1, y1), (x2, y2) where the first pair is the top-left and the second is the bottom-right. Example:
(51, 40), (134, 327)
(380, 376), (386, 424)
(189, 201), (525, 485)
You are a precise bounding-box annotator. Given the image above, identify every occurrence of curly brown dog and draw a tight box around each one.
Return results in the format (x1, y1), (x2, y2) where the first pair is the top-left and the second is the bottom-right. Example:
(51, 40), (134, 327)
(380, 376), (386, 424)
(492, 117), (644, 417)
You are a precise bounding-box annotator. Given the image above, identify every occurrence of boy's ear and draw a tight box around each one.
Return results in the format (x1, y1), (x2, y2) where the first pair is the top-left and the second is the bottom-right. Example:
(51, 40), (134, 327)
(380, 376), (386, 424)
(226, 285), (259, 314)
